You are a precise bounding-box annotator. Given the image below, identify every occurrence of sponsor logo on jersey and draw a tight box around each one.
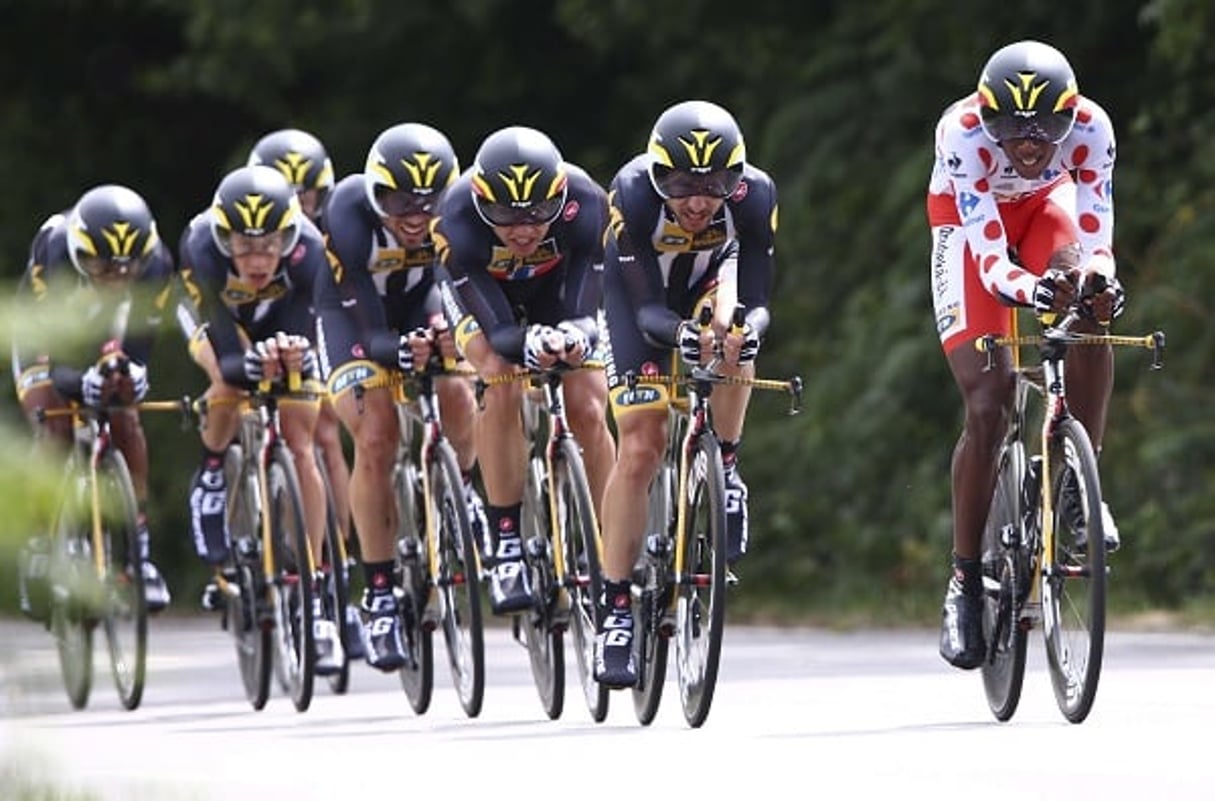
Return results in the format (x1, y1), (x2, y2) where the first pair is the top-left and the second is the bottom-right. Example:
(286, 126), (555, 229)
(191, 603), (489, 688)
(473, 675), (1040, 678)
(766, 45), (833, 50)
(328, 360), (377, 395)
(957, 191), (981, 219)
(487, 240), (562, 280)
(936, 302), (960, 335)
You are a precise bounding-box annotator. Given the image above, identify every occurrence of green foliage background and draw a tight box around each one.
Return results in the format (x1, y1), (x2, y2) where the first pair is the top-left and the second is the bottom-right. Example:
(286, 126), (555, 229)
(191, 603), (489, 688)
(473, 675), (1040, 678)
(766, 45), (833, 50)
(1, 0), (1211, 621)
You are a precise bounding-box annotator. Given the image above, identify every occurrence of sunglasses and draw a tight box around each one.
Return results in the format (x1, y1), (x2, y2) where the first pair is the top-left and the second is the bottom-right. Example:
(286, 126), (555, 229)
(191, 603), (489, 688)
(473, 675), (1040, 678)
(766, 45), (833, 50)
(373, 187), (441, 218)
(651, 166), (742, 200)
(227, 230), (287, 257)
(77, 254), (147, 279)
(474, 194), (565, 227)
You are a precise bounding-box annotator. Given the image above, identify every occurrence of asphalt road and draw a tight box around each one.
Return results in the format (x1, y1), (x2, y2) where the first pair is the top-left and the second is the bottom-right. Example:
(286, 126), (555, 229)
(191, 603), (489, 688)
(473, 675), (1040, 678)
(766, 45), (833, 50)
(2, 615), (1213, 800)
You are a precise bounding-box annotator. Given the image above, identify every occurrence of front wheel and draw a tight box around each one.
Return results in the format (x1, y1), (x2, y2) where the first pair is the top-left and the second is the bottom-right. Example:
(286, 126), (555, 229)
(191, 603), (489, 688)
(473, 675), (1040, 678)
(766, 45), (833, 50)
(98, 449), (147, 710)
(674, 434), (727, 728)
(224, 445), (272, 710)
(632, 463), (676, 726)
(556, 439), (608, 723)
(395, 452), (433, 715)
(521, 451), (564, 720)
(432, 440), (484, 718)
(1042, 418), (1106, 724)
(267, 446), (314, 712)
(980, 441), (1029, 722)
(50, 465), (94, 710)
(317, 452), (351, 695)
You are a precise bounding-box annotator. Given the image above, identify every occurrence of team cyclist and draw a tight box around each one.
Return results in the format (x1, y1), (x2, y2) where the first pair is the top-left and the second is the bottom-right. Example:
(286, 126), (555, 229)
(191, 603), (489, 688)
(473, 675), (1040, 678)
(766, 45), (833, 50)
(313, 122), (482, 670)
(247, 127), (364, 656)
(13, 184), (175, 616)
(433, 125), (616, 615)
(593, 100), (778, 688)
(177, 164), (344, 674)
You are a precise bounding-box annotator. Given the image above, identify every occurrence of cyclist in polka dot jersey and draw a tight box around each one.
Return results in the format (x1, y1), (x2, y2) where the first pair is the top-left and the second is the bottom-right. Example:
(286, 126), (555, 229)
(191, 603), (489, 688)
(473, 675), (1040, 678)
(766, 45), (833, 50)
(927, 40), (1126, 670)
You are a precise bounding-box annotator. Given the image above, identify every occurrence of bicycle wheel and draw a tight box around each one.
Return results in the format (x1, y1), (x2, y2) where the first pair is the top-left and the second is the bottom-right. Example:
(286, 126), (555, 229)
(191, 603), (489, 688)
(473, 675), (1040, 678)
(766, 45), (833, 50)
(266, 445), (314, 712)
(49, 462), (93, 710)
(1042, 418), (1106, 723)
(395, 450), (434, 715)
(632, 462), (675, 726)
(556, 439), (609, 723)
(520, 448), (564, 720)
(980, 439), (1029, 722)
(97, 448), (147, 710)
(317, 455), (351, 695)
(432, 439), (485, 718)
(675, 433), (727, 728)
(224, 444), (272, 710)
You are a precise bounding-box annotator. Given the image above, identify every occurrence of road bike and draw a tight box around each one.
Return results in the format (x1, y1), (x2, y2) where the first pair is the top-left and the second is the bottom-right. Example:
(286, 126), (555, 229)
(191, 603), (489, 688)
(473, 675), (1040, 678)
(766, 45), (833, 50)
(205, 371), (319, 712)
(37, 390), (187, 711)
(629, 307), (802, 727)
(976, 305), (1164, 723)
(479, 364), (608, 722)
(377, 359), (484, 717)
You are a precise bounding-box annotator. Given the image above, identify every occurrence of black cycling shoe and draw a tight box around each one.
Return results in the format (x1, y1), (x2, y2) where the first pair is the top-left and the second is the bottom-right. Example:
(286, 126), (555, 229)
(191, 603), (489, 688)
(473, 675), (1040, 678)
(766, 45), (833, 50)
(593, 582), (637, 688)
(724, 466), (750, 565)
(939, 575), (985, 670)
(362, 591), (408, 672)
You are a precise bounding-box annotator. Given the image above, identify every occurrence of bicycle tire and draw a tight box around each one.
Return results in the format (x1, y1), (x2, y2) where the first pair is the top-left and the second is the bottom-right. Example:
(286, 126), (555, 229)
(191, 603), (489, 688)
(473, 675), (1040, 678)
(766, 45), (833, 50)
(395, 450), (434, 715)
(556, 438), (609, 723)
(521, 448), (564, 720)
(675, 432), (728, 728)
(50, 461), (93, 710)
(1043, 418), (1106, 723)
(632, 462), (676, 726)
(980, 440), (1028, 721)
(98, 448), (147, 710)
(267, 445), (315, 712)
(432, 439), (485, 718)
(224, 444), (272, 710)
(317, 454), (351, 695)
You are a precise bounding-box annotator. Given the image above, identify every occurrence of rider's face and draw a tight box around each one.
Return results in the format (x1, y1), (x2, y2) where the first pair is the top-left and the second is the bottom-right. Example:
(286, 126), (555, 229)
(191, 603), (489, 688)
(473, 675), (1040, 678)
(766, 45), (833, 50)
(382, 212), (433, 250)
(492, 221), (553, 258)
(229, 231), (284, 289)
(664, 195), (725, 234)
(1000, 138), (1058, 180)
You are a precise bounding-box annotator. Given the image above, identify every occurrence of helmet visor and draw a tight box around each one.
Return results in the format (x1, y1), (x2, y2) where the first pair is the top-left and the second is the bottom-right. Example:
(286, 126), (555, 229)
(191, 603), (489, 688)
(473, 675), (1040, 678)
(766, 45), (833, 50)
(373, 187), (440, 218)
(76, 254), (147, 280)
(980, 110), (1075, 144)
(227, 230), (287, 257)
(651, 165), (742, 199)
(474, 195), (565, 227)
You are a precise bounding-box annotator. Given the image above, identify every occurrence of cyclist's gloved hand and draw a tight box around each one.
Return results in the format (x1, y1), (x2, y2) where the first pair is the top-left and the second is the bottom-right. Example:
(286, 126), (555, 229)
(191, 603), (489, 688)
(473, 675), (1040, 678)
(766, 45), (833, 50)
(242, 344), (268, 383)
(1032, 269), (1078, 316)
(523, 324), (559, 371)
(297, 349), (319, 381)
(80, 364), (107, 408)
(127, 361), (150, 402)
(1084, 274), (1126, 324)
(396, 332), (418, 373)
(555, 321), (589, 364)
(734, 322), (760, 365)
(677, 320), (706, 365)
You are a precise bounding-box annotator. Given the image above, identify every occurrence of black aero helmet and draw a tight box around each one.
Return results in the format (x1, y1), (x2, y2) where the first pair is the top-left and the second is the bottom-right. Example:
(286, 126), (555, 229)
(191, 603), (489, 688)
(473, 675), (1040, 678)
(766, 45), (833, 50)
(209, 165), (302, 257)
(248, 128), (334, 207)
(977, 40), (1079, 144)
(648, 100), (746, 199)
(471, 126), (568, 227)
(363, 122), (460, 217)
(66, 184), (160, 280)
